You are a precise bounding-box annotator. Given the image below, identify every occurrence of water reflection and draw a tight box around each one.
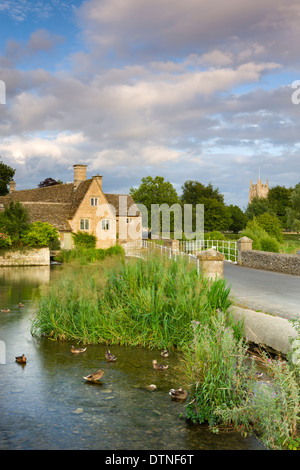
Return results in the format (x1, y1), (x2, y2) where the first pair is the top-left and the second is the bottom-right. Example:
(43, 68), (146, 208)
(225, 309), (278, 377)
(0, 265), (266, 450)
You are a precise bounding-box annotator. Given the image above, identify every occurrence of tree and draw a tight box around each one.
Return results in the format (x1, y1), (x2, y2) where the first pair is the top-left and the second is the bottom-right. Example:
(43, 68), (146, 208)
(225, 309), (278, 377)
(0, 201), (29, 245)
(255, 213), (283, 242)
(0, 159), (15, 196)
(38, 178), (63, 188)
(245, 196), (271, 220)
(181, 180), (224, 205)
(286, 183), (300, 232)
(227, 205), (248, 233)
(181, 180), (230, 232)
(267, 185), (293, 228)
(201, 198), (232, 232)
(130, 176), (179, 230)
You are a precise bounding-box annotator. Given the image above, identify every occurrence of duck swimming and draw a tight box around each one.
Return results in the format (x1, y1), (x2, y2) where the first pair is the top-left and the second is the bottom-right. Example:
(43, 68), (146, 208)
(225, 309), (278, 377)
(152, 360), (169, 370)
(146, 384), (157, 391)
(169, 388), (188, 401)
(1, 309), (10, 313)
(71, 345), (87, 354)
(105, 349), (117, 362)
(15, 354), (26, 364)
(83, 369), (104, 383)
(160, 349), (169, 358)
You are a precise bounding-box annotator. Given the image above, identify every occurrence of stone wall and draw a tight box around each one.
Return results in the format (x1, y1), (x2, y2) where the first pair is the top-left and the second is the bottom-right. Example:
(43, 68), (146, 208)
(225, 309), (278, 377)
(0, 248), (50, 266)
(240, 249), (300, 275)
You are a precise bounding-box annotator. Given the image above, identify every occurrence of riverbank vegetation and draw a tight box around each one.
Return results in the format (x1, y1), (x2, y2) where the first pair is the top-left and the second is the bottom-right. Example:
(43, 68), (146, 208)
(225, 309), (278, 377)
(0, 201), (59, 251)
(31, 252), (300, 449)
(32, 253), (232, 349)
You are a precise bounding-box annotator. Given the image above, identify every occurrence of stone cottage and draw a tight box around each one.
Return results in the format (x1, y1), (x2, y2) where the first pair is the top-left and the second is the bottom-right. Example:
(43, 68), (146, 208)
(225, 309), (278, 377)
(0, 164), (142, 249)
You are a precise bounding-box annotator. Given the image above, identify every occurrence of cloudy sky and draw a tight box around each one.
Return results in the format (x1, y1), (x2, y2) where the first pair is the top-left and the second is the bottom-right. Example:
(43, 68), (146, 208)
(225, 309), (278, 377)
(0, 0), (300, 209)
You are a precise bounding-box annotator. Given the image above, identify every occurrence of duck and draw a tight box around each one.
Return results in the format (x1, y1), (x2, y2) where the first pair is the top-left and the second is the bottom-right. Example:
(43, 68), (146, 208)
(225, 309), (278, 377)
(160, 349), (169, 358)
(146, 384), (157, 391)
(71, 345), (87, 354)
(169, 388), (188, 401)
(152, 360), (169, 370)
(105, 349), (117, 362)
(1, 309), (10, 313)
(18, 303), (24, 308)
(83, 369), (104, 383)
(15, 354), (26, 364)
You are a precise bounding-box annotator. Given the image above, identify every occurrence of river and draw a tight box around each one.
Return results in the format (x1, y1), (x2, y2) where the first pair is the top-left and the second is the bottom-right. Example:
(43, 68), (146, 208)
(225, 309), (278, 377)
(0, 264), (266, 450)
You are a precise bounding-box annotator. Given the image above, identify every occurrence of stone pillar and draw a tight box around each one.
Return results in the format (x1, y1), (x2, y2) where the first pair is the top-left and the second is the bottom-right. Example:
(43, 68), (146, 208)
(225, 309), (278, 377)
(163, 239), (179, 251)
(197, 249), (224, 280)
(238, 236), (253, 265)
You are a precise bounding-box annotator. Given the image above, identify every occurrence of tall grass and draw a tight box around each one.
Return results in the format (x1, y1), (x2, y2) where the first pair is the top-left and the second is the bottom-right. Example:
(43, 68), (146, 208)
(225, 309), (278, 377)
(54, 244), (124, 265)
(32, 253), (233, 349)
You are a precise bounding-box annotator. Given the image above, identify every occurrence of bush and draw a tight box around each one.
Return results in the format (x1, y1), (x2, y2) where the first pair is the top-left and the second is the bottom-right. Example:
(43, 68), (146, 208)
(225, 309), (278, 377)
(0, 231), (12, 249)
(204, 231), (225, 240)
(255, 213), (283, 242)
(72, 231), (96, 248)
(241, 218), (280, 252)
(260, 234), (280, 253)
(21, 221), (59, 247)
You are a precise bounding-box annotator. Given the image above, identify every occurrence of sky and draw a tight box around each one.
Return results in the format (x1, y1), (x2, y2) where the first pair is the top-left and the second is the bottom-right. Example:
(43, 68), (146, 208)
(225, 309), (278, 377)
(0, 0), (300, 210)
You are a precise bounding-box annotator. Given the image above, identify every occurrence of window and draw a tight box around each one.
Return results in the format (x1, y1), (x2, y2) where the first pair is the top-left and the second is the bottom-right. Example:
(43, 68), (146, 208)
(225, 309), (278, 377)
(80, 219), (90, 230)
(91, 197), (98, 206)
(101, 219), (110, 231)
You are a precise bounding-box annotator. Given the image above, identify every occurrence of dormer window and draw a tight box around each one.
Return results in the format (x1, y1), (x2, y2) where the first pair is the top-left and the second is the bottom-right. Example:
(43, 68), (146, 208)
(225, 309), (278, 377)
(91, 197), (98, 206)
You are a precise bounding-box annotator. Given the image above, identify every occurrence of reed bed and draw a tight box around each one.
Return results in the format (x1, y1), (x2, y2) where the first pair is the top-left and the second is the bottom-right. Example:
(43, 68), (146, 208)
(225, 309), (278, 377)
(32, 253), (232, 350)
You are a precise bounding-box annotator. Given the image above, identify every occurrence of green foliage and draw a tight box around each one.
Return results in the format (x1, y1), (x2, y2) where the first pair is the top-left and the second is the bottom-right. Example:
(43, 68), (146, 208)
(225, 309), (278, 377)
(204, 231), (225, 240)
(181, 180), (224, 205)
(245, 196), (271, 220)
(32, 253), (232, 349)
(130, 176), (179, 229)
(241, 218), (280, 252)
(227, 204), (248, 233)
(286, 183), (300, 232)
(72, 230), (97, 248)
(267, 185), (293, 228)
(21, 221), (59, 247)
(255, 212), (283, 242)
(55, 244), (124, 265)
(181, 313), (253, 428)
(181, 181), (230, 232)
(0, 231), (12, 248)
(0, 159), (15, 196)
(0, 201), (29, 245)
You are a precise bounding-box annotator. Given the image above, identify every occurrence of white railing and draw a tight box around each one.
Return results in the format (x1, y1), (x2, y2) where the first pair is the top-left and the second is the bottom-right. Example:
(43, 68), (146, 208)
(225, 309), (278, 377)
(124, 238), (238, 263)
(179, 239), (237, 263)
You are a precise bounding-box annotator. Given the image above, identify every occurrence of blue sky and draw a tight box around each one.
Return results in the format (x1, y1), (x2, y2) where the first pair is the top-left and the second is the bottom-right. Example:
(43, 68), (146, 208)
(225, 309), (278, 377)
(0, 0), (300, 210)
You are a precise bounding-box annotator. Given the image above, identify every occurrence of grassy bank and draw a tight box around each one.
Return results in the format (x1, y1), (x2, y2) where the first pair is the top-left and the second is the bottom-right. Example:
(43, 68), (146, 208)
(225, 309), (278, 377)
(53, 244), (124, 265)
(32, 253), (232, 349)
(31, 250), (300, 449)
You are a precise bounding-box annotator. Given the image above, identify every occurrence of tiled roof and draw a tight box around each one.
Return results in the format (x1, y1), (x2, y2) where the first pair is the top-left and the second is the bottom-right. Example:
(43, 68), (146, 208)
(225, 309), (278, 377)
(0, 180), (139, 230)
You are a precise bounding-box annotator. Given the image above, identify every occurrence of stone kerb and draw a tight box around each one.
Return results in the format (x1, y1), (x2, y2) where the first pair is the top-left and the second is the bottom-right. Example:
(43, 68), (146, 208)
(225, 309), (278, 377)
(238, 236), (253, 265)
(197, 248), (224, 280)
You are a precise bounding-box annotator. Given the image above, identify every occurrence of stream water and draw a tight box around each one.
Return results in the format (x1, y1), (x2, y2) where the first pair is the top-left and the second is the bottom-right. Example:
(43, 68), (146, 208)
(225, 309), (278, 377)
(0, 264), (266, 450)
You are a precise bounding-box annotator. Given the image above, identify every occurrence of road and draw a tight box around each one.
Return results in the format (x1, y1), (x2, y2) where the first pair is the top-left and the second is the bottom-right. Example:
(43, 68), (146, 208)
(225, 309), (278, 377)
(223, 262), (300, 320)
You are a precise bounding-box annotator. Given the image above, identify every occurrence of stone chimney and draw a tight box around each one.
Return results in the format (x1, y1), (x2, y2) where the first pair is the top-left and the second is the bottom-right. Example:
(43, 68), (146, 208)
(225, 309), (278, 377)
(73, 164), (87, 189)
(9, 180), (16, 193)
(92, 174), (103, 191)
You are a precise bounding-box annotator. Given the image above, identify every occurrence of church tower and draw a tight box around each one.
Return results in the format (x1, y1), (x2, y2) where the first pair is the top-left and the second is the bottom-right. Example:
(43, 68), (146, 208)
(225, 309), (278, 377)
(249, 178), (269, 203)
